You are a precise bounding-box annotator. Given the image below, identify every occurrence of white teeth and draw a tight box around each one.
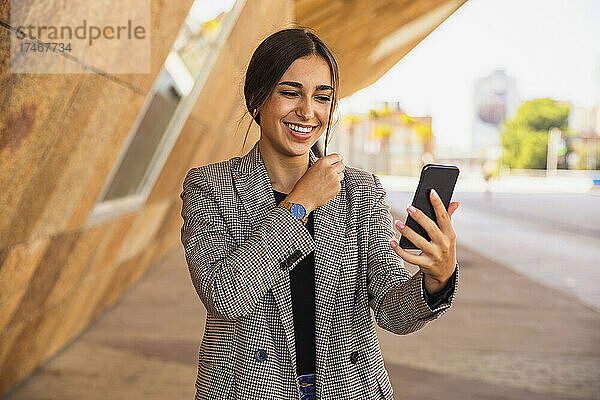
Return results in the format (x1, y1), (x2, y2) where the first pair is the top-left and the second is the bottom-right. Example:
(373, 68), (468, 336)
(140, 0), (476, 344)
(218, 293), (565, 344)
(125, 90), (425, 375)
(285, 123), (313, 133)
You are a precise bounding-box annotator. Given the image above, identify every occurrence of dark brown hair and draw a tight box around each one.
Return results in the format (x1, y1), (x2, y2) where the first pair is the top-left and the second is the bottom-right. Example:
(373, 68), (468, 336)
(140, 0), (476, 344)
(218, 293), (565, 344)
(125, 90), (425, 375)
(241, 27), (340, 157)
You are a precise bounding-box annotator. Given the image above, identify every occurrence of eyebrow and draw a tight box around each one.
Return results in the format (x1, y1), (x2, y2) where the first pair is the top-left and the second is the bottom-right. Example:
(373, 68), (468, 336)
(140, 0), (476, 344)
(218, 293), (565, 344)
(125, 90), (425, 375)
(278, 81), (333, 92)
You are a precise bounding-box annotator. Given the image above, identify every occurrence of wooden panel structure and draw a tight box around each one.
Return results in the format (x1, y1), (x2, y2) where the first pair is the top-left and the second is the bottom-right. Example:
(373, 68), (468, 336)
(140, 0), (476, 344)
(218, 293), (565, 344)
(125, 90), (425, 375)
(295, 0), (467, 98)
(0, 0), (465, 395)
(0, 0), (191, 393)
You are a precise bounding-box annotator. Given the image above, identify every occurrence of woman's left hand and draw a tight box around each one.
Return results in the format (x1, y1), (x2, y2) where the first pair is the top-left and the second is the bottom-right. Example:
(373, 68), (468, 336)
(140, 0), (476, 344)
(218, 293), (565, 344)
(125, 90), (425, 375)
(390, 189), (460, 294)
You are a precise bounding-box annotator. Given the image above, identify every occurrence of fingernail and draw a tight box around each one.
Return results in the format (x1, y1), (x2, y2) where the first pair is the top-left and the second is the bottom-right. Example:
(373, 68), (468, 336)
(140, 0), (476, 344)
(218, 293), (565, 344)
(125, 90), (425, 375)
(395, 220), (405, 229)
(390, 240), (397, 248)
(407, 205), (416, 213)
(431, 189), (439, 199)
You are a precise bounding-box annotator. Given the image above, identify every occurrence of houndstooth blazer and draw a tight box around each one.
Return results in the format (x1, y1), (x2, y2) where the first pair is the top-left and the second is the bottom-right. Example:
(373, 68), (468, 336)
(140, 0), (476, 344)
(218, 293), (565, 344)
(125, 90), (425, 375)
(180, 140), (459, 400)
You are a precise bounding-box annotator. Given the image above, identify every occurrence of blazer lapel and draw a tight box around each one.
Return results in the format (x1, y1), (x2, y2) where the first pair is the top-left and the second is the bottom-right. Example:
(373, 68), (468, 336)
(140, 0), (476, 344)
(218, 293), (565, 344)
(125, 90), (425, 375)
(313, 165), (346, 381)
(231, 141), (346, 379)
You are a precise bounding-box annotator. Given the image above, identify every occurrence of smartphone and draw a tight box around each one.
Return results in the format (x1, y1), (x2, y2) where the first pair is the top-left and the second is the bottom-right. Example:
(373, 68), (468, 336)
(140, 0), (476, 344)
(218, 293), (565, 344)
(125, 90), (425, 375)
(399, 164), (460, 250)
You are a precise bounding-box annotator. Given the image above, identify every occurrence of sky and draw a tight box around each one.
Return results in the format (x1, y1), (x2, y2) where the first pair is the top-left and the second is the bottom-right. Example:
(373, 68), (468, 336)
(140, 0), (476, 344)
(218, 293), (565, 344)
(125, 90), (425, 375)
(191, 0), (236, 19)
(338, 0), (600, 152)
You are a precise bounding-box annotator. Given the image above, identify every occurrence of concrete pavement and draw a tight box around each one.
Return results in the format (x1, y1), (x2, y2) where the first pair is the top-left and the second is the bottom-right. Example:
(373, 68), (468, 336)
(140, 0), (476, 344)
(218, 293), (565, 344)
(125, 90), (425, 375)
(384, 189), (600, 311)
(379, 244), (599, 400)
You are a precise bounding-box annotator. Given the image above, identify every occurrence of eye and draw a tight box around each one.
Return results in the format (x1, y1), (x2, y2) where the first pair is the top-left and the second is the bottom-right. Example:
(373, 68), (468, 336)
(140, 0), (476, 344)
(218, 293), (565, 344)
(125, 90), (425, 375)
(281, 91), (331, 102)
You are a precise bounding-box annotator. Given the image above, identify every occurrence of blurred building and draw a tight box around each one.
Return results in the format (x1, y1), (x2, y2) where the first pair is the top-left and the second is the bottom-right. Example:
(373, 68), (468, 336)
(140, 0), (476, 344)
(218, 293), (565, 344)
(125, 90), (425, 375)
(331, 101), (433, 176)
(0, 0), (467, 394)
(569, 106), (600, 137)
(472, 69), (520, 161)
(567, 105), (600, 170)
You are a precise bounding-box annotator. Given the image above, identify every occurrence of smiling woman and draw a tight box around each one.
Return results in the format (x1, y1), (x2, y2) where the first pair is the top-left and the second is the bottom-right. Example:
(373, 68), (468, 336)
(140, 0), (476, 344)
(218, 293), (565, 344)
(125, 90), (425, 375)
(180, 27), (460, 400)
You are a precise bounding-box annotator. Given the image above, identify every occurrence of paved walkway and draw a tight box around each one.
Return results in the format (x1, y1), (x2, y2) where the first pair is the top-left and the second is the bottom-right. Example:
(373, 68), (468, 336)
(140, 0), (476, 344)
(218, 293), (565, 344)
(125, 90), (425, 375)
(2, 217), (599, 399)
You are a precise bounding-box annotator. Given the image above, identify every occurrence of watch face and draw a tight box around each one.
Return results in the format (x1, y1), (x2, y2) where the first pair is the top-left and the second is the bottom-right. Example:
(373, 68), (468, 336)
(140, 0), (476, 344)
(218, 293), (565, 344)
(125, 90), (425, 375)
(291, 203), (306, 219)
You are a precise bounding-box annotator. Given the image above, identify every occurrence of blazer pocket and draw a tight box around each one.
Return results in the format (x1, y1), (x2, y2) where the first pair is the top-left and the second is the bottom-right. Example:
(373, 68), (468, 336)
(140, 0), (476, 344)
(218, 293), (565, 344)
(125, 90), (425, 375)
(195, 359), (234, 399)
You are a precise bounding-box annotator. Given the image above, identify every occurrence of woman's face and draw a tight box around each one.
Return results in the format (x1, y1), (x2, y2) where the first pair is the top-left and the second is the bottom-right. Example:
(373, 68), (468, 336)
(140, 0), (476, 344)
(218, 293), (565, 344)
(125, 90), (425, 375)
(259, 54), (333, 157)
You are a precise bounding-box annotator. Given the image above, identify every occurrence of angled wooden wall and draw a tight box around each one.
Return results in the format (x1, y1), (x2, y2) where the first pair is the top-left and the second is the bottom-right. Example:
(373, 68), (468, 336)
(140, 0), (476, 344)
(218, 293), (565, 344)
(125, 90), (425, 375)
(295, 0), (467, 97)
(0, 0), (296, 393)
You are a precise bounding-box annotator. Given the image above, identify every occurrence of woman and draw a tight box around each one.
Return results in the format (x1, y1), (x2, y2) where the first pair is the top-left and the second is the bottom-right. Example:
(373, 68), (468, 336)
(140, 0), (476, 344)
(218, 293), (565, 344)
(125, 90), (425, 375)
(180, 27), (460, 400)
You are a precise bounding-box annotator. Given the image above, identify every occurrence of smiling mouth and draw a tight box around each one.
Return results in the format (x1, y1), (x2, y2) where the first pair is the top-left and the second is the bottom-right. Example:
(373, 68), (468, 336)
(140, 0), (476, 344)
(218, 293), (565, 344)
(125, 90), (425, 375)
(283, 122), (317, 136)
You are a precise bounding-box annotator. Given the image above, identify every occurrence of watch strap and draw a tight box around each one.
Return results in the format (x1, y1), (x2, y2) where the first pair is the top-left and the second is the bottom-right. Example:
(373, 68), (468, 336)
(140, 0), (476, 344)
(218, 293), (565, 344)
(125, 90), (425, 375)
(278, 200), (309, 226)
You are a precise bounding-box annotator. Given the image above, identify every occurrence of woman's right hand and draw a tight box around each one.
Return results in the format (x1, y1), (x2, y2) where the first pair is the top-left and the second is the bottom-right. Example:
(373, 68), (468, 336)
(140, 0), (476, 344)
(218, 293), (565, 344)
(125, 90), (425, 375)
(286, 153), (345, 213)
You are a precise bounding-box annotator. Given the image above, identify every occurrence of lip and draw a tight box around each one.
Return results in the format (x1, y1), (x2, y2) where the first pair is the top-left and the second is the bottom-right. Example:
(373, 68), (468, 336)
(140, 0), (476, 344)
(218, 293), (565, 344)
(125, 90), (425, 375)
(283, 122), (316, 140)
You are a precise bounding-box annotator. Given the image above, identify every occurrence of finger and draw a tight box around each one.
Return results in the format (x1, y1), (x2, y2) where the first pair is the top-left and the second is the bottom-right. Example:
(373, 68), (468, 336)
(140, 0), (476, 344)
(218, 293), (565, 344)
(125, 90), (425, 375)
(429, 189), (452, 234)
(394, 220), (434, 254)
(448, 202), (460, 219)
(390, 239), (430, 265)
(406, 204), (445, 243)
(330, 153), (343, 164)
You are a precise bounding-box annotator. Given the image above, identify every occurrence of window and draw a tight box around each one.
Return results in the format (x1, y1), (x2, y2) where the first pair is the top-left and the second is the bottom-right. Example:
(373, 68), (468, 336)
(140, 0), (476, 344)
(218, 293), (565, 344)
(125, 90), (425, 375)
(86, 0), (241, 226)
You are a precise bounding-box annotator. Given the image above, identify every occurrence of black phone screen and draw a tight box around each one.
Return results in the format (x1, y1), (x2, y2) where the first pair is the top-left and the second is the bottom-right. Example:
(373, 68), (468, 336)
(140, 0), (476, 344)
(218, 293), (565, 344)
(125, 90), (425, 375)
(399, 164), (460, 250)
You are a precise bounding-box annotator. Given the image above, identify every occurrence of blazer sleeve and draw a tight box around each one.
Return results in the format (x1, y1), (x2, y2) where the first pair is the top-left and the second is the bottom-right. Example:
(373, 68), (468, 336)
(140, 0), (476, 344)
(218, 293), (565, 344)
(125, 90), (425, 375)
(180, 167), (315, 320)
(367, 173), (459, 335)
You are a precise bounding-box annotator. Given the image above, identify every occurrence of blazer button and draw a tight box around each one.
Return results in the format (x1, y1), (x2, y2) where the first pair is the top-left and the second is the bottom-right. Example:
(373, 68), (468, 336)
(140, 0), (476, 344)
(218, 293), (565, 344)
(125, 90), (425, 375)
(354, 290), (359, 304)
(350, 351), (359, 364)
(255, 349), (268, 362)
(292, 249), (302, 259)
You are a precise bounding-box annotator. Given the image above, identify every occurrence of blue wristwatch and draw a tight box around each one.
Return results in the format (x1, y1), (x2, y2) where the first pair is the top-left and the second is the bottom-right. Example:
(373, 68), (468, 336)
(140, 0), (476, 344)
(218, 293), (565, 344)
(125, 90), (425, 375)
(278, 201), (308, 225)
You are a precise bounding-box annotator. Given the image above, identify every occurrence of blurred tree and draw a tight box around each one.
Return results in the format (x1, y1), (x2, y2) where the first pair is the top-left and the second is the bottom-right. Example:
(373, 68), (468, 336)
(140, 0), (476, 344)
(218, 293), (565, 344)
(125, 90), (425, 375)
(397, 113), (432, 142)
(398, 112), (413, 126)
(500, 98), (570, 169)
(413, 120), (432, 142)
(373, 124), (393, 141)
(342, 113), (361, 125)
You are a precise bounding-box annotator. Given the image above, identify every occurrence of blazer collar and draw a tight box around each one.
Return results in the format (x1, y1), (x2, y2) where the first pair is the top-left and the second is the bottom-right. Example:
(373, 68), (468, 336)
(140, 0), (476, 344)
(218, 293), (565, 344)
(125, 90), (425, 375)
(232, 140), (346, 379)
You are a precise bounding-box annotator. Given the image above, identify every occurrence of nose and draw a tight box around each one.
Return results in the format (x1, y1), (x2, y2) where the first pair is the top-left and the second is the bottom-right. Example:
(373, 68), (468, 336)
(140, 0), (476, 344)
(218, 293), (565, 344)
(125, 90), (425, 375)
(296, 95), (315, 120)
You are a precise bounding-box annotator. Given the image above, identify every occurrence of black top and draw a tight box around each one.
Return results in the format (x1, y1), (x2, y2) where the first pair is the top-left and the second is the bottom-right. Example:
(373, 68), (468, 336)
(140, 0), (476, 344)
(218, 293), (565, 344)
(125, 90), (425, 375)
(272, 189), (456, 376)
